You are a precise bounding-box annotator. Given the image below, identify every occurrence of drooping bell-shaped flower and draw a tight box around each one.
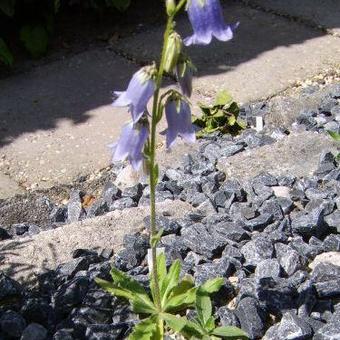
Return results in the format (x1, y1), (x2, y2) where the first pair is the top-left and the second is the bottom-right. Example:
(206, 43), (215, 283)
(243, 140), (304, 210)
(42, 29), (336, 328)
(176, 58), (195, 97)
(164, 97), (196, 148)
(112, 65), (156, 123)
(110, 118), (149, 171)
(184, 0), (237, 46)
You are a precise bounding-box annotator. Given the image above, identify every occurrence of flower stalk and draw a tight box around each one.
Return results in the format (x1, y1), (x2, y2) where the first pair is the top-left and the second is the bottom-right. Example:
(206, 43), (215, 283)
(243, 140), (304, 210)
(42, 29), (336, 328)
(148, 0), (189, 311)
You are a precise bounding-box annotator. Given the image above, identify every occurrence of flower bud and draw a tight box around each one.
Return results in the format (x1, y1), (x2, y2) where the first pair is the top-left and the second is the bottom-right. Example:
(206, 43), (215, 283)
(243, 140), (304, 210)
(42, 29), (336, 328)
(166, 0), (176, 16)
(163, 32), (182, 73)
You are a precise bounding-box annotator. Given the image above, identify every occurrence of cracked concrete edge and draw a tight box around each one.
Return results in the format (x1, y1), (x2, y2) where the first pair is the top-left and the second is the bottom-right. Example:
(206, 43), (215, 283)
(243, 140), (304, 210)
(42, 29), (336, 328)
(0, 199), (194, 286)
(238, 0), (340, 37)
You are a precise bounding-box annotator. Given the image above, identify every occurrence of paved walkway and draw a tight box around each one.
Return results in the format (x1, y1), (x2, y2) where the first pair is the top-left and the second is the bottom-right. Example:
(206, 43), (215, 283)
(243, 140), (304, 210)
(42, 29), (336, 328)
(0, 0), (339, 198)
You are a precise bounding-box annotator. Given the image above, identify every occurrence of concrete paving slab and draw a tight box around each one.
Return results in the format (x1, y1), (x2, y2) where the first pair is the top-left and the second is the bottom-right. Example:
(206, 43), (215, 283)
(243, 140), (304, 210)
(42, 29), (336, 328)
(0, 173), (24, 199)
(0, 200), (193, 285)
(217, 130), (338, 181)
(246, 0), (340, 35)
(115, 1), (340, 103)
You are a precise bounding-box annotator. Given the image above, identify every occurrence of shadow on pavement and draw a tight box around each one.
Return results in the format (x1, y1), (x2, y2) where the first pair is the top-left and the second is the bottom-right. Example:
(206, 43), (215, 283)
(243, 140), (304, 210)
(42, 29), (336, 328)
(0, 0), (339, 147)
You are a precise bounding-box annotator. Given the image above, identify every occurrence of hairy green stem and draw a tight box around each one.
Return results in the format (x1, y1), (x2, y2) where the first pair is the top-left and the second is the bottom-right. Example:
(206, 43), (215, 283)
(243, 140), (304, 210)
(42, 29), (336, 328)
(149, 0), (187, 313)
(149, 13), (174, 311)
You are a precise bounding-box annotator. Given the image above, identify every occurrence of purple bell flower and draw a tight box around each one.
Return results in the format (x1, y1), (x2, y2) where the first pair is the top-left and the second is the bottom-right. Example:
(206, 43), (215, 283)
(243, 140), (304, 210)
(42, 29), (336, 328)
(176, 60), (195, 97)
(112, 66), (156, 123)
(110, 120), (149, 171)
(164, 98), (196, 148)
(184, 0), (237, 46)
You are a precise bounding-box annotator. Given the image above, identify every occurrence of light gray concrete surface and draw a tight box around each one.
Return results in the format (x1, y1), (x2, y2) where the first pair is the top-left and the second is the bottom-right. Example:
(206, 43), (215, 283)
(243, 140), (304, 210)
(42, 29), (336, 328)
(0, 0), (339, 198)
(217, 130), (338, 181)
(115, 1), (340, 102)
(0, 49), (197, 198)
(0, 200), (193, 285)
(246, 0), (340, 35)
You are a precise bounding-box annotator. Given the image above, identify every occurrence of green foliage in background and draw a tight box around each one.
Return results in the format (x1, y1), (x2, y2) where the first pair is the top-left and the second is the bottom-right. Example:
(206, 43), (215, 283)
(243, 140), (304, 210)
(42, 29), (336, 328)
(0, 38), (13, 66)
(0, 0), (132, 64)
(194, 91), (246, 138)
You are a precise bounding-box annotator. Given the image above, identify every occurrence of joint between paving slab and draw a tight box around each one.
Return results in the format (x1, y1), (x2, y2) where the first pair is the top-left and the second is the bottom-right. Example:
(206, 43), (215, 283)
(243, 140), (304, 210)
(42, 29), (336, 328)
(237, 0), (340, 38)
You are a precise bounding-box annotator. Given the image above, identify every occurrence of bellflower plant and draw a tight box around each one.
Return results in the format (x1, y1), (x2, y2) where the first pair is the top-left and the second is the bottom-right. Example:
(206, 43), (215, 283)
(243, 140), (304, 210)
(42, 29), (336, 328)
(97, 0), (248, 339)
(184, 0), (238, 46)
(110, 118), (149, 171)
(112, 65), (156, 122)
(164, 96), (196, 148)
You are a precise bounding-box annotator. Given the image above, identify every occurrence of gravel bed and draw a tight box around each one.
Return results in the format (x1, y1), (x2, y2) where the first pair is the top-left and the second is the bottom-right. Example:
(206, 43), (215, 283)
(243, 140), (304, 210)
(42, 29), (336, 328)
(0, 83), (339, 339)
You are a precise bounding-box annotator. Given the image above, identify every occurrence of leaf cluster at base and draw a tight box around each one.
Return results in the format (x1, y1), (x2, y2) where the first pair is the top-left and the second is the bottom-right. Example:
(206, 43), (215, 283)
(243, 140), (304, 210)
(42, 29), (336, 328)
(193, 90), (246, 138)
(96, 253), (248, 340)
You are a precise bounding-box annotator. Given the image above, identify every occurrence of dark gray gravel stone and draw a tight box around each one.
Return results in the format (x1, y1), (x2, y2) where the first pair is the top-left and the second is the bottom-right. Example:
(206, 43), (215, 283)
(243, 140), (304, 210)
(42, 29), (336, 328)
(323, 234), (340, 251)
(325, 210), (340, 232)
(291, 208), (328, 238)
(216, 306), (240, 327)
(85, 323), (131, 340)
(110, 197), (136, 210)
(53, 329), (74, 340)
(21, 298), (55, 328)
(86, 199), (108, 218)
(235, 297), (266, 340)
(275, 243), (305, 276)
(241, 236), (274, 267)
(255, 259), (281, 280)
(243, 213), (273, 232)
(21, 323), (48, 340)
(311, 263), (340, 298)
(0, 273), (22, 301)
(256, 277), (298, 316)
(143, 215), (181, 235)
(67, 191), (83, 223)
(0, 310), (26, 338)
(194, 257), (234, 285)
(211, 221), (250, 243)
(53, 276), (90, 316)
(102, 182), (121, 205)
(314, 310), (340, 340)
(264, 312), (312, 340)
(181, 223), (227, 258)
(0, 226), (10, 240)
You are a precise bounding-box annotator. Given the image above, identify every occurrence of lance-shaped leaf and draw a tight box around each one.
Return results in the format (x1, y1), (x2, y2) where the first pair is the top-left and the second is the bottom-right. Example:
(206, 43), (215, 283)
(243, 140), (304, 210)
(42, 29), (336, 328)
(128, 315), (160, 340)
(212, 326), (249, 339)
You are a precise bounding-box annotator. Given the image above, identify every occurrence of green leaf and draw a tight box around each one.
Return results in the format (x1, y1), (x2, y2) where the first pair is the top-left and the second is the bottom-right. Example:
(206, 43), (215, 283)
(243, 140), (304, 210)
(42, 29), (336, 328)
(215, 90), (233, 107)
(20, 25), (49, 58)
(54, 0), (60, 13)
(164, 286), (197, 312)
(128, 316), (160, 340)
(227, 114), (236, 126)
(108, 0), (131, 11)
(199, 277), (225, 294)
(161, 259), (181, 305)
(0, 38), (13, 66)
(100, 269), (156, 314)
(327, 130), (340, 142)
(212, 326), (249, 339)
(160, 313), (187, 333)
(196, 293), (212, 327)
(0, 0), (15, 16)
(205, 316), (216, 332)
(180, 319), (206, 339)
(110, 267), (148, 295)
(151, 229), (164, 248)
